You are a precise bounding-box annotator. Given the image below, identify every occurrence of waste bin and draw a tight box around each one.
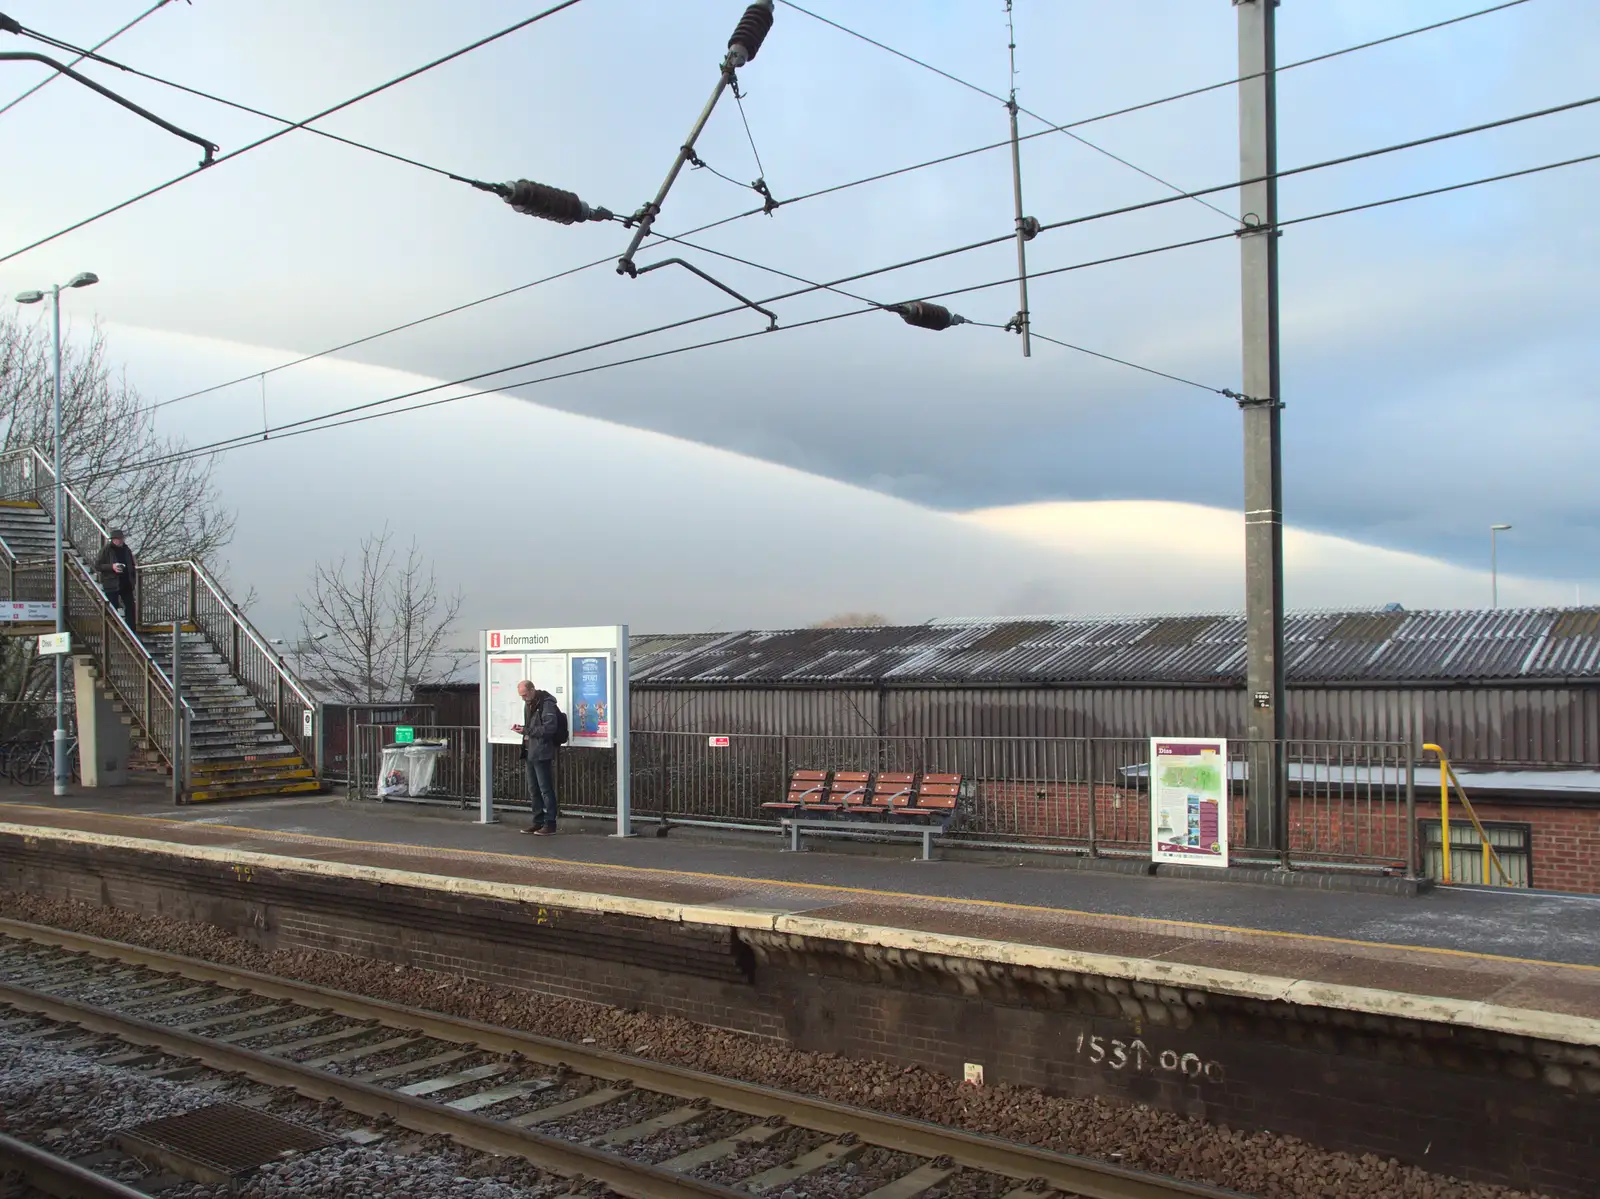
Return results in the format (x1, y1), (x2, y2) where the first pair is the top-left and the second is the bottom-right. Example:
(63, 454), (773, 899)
(378, 740), (448, 798)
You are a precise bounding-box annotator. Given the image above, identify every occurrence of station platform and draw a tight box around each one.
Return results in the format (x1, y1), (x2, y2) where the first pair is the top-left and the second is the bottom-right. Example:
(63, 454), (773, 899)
(1, 786), (1597, 1047)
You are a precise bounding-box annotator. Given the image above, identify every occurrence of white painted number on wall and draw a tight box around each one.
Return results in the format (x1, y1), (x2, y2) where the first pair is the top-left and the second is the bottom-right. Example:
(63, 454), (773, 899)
(1076, 1033), (1224, 1083)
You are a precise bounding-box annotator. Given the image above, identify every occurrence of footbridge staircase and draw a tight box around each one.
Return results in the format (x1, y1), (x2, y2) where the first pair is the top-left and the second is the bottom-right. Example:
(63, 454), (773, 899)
(0, 448), (319, 801)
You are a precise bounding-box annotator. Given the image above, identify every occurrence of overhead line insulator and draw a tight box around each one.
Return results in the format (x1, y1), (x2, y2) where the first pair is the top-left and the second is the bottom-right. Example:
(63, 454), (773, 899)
(726, 0), (775, 69)
(890, 301), (967, 332)
(500, 179), (613, 224)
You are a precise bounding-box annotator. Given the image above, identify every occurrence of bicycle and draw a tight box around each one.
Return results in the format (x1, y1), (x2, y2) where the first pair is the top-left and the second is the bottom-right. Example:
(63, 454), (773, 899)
(6, 735), (79, 786)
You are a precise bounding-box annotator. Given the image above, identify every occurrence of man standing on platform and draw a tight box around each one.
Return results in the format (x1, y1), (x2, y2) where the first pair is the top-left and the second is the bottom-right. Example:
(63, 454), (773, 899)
(513, 679), (563, 835)
(95, 529), (137, 628)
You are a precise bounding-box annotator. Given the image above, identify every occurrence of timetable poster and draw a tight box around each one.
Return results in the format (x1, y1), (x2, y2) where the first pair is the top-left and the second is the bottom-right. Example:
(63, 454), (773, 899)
(1149, 738), (1229, 867)
(569, 653), (612, 748)
(487, 656), (529, 745)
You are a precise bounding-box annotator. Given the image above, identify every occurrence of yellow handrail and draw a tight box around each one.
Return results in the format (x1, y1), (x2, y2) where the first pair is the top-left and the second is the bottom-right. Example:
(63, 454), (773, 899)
(1421, 744), (1513, 886)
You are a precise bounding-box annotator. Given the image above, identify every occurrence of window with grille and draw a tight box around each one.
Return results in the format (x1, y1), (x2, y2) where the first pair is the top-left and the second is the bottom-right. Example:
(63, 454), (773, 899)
(1419, 819), (1531, 887)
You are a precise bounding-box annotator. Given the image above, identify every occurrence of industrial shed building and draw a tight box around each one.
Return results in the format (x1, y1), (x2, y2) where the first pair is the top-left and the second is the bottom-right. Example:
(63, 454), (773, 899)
(627, 608), (1600, 768)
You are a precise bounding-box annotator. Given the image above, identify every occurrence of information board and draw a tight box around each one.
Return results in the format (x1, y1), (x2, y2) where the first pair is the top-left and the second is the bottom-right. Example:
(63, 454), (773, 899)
(478, 624), (631, 832)
(1149, 738), (1229, 867)
(568, 653), (613, 749)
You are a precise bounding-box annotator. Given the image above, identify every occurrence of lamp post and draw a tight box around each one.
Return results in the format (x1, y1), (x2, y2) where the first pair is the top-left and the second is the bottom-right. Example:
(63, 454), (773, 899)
(15, 272), (99, 797)
(1491, 524), (1512, 609)
(270, 633), (327, 675)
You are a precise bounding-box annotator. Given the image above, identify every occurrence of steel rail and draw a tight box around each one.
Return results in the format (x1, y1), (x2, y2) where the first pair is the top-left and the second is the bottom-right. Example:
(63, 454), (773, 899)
(0, 975), (744, 1199)
(0, 917), (1238, 1199)
(0, 1129), (150, 1199)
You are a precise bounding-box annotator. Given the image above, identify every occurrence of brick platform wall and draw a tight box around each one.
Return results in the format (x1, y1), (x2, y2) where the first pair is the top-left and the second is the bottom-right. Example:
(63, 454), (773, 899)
(2, 832), (1596, 1198)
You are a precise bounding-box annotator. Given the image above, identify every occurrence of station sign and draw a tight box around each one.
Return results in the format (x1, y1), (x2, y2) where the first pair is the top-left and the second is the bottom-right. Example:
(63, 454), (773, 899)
(36, 631), (71, 656)
(2, 601), (57, 623)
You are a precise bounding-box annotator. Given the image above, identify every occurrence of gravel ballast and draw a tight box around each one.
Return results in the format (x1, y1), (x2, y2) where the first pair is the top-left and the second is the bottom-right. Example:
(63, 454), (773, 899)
(0, 890), (1550, 1199)
(0, 1023), (567, 1197)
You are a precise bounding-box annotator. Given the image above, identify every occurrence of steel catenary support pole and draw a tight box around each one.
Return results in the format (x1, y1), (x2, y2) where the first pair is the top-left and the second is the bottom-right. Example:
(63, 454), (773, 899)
(1236, 0), (1287, 861)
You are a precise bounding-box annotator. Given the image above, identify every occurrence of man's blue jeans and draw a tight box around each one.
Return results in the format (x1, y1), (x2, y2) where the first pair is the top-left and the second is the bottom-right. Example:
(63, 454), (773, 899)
(525, 757), (558, 829)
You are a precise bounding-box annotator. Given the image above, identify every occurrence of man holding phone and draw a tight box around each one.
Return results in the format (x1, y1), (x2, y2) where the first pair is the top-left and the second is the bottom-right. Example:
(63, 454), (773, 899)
(95, 529), (138, 628)
(512, 679), (563, 835)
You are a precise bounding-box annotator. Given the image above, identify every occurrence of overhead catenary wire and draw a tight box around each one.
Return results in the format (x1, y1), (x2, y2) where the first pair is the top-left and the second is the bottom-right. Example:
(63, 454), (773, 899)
(0, 0), (591, 267)
(0, 0), (171, 118)
(109, 143), (1600, 487)
(0, 0), (1528, 270)
(149, 80), (1596, 418)
(6, 16), (508, 188)
(778, 0), (1237, 222)
(753, 0), (1545, 231)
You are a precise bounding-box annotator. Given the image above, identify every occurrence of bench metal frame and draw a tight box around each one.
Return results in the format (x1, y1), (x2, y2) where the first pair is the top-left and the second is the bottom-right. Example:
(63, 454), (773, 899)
(780, 815), (948, 861)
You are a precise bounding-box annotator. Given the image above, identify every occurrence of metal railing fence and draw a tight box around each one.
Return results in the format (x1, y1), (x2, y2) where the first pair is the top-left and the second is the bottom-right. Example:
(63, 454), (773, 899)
(137, 559), (317, 768)
(0, 448), (193, 775)
(351, 726), (1416, 873)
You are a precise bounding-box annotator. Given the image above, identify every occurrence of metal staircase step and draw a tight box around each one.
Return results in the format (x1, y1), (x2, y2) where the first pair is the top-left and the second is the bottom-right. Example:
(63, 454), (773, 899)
(188, 778), (321, 803)
(192, 755), (308, 777)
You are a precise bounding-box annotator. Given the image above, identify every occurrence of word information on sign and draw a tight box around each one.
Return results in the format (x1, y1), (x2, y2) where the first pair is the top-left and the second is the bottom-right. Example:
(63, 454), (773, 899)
(394, 726), (415, 744)
(707, 735), (730, 748)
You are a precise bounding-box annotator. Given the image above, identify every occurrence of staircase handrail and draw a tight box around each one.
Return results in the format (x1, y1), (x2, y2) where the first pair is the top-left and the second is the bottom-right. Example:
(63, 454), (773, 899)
(138, 557), (316, 709)
(0, 447), (112, 563)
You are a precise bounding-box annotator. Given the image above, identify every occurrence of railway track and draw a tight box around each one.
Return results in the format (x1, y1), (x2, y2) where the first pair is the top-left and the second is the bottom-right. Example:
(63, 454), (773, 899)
(0, 917), (1242, 1199)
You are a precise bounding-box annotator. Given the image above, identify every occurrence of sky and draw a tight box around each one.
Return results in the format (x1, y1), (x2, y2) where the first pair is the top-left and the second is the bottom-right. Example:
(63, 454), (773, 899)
(0, 0), (1595, 636)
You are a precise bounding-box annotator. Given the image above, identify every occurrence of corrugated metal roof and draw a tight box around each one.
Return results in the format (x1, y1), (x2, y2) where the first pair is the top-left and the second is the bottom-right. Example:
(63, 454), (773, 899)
(628, 609), (1600, 687)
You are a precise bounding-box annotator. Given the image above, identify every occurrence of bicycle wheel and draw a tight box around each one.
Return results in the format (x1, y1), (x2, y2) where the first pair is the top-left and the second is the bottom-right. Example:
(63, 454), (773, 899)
(14, 745), (49, 787)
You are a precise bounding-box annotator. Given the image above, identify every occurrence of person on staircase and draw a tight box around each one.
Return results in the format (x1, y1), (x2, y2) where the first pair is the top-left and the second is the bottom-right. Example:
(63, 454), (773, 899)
(95, 529), (138, 629)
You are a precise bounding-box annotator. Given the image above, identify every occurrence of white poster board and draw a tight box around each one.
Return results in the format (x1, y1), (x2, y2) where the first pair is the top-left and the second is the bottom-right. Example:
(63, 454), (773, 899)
(1149, 737), (1229, 868)
(479, 625), (630, 833)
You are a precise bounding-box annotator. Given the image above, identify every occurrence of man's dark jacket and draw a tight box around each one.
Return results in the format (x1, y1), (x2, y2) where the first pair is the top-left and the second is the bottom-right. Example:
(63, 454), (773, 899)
(522, 691), (561, 762)
(95, 541), (136, 590)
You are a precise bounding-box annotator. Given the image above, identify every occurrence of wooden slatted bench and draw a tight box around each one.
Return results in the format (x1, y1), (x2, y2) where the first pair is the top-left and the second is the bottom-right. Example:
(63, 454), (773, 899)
(761, 769), (832, 816)
(777, 770), (963, 860)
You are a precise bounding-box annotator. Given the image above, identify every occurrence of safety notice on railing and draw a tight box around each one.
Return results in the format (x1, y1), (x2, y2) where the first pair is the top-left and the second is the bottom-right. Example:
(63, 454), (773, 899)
(1149, 738), (1229, 868)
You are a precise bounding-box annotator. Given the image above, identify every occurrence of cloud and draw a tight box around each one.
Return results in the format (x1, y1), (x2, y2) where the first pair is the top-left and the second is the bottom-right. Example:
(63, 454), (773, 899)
(963, 500), (1576, 613)
(4, 0), (1596, 587)
(110, 327), (1579, 646)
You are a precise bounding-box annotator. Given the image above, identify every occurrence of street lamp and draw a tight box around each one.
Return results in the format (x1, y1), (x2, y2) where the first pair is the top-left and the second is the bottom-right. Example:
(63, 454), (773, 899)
(271, 633), (328, 674)
(15, 271), (98, 797)
(1491, 524), (1512, 609)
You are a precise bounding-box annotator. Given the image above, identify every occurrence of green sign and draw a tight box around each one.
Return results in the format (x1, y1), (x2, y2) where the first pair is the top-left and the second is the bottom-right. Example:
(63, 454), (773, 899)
(394, 726), (415, 744)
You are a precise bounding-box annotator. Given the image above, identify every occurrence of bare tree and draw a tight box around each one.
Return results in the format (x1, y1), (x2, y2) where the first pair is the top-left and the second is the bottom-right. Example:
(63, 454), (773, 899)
(810, 612), (890, 629)
(0, 312), (234, 562)
(296, 527), (467, 702)
(0, 312), (237, 706)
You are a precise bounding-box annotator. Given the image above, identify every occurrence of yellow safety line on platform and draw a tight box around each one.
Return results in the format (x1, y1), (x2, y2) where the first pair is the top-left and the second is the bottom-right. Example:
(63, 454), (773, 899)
(1, 802), (1594, 975)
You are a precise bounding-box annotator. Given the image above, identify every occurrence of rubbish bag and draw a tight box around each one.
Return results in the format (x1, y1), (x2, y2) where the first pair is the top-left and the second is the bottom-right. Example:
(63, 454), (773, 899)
(378, 746), (412, 797)
(405, 742), (447, 797)
(378, 741), (447, 798)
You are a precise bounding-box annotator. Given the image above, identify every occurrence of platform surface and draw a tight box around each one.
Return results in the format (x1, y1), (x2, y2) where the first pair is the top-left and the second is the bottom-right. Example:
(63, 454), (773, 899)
(2, 787), (1598, 1038)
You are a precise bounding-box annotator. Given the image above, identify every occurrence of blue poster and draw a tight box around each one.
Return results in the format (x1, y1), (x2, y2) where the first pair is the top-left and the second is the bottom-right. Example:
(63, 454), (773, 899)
(569, 654), (611, 747)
